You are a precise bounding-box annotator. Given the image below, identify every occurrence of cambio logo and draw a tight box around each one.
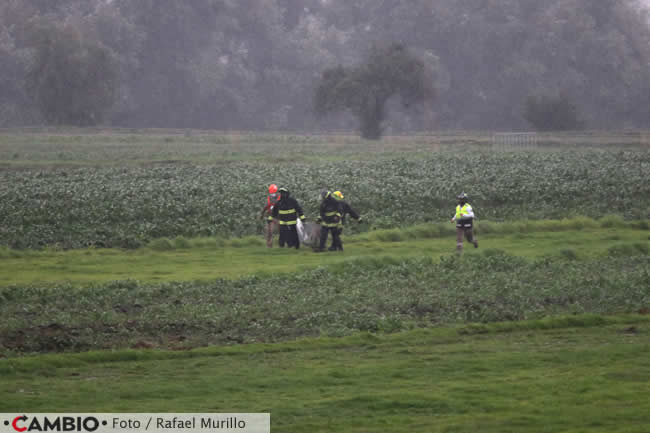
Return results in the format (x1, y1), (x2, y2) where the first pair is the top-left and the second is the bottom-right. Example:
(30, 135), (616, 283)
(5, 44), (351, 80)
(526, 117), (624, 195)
(4, 416), (105, 432)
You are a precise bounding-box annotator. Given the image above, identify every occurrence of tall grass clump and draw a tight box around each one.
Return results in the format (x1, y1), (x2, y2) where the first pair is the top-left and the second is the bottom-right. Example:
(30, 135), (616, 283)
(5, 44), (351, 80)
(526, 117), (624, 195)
(229, 236), (264, 248)
(0, 246), (20, 259)
(564, 216), (599, 230)
(599, 214), (625, 228)
(475, 221), (497, 235)
(371, 229), (404, 242)
(399, 223), (454, 240)
(608, 243), (649, 257)
(173, 236), (192, 249)
(191, 237), (226, 248)
(147, 237), (175, 251)
(364, 223), (455, 242)
(559, 248), (579, 260)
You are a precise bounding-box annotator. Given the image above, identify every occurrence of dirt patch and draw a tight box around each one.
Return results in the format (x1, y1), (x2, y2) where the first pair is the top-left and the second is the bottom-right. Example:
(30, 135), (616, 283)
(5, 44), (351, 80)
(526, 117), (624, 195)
(131, 340), (155, 349)
(0, 323), (80, 352)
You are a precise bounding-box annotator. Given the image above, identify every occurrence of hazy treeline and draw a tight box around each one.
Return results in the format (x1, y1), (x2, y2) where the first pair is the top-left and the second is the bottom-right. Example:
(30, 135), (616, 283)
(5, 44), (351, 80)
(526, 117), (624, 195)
(1, 0), (649, 131)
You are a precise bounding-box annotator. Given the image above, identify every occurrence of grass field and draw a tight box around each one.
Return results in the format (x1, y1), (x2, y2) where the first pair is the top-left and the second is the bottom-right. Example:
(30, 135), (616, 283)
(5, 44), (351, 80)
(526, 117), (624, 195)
(1, 315), (649, 432)
(0, 130), (648, 432)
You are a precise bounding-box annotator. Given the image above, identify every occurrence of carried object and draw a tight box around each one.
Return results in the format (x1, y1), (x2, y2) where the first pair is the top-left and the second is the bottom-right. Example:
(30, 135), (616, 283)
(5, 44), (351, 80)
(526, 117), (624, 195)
(296, 219), (321, 247)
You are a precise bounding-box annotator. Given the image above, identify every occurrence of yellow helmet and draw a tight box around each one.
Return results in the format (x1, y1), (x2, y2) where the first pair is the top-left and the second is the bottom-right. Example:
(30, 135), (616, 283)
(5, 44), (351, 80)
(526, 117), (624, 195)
(332, 191), (344, 201)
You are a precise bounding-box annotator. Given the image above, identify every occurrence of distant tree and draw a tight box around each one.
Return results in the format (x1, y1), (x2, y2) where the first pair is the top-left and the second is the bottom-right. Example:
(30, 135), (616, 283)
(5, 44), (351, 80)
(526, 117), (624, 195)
(524, 94), (583, 131)
(25, 20), (117, 126)
(314, 43), (435, 139)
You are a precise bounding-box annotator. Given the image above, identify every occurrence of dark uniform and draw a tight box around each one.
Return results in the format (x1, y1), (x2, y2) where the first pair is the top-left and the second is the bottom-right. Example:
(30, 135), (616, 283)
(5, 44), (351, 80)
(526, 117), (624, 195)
(272, 187), (306, 249)
(316, 192), (342, 252)
(332, 199), (361, 251)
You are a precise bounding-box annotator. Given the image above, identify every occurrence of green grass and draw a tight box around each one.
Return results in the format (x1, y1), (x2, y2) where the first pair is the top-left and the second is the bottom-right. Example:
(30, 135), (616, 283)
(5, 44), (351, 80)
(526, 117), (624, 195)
(2, 247), (647, 354)
(1, 315), (649, 432)
(0, 220), (646, 286)
(1, 131), (648, 431)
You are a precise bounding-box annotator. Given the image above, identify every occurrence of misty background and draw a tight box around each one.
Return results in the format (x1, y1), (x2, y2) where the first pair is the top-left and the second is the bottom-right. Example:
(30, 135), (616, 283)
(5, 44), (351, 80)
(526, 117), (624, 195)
(1, 0), (649, 133)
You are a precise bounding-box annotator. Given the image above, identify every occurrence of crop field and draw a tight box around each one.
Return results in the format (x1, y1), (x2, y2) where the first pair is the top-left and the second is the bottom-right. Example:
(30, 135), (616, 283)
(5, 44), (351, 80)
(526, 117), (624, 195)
(0, 130), (648, 249)
(0, 130), (648, 432)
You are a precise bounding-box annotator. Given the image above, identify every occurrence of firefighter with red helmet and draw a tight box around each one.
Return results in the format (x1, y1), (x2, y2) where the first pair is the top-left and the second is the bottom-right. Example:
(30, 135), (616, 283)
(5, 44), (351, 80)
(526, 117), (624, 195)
(259, 184), (279, 247)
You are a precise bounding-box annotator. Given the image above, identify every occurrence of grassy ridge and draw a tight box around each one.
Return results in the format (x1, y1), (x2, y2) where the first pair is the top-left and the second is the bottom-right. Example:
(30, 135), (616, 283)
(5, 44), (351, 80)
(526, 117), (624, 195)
(1, 251), (647, 354)
(0, 217), (646, 286)
(1, 219), (647, 355)
(1, 315), (649, 432)
(1, 313), (645, 375)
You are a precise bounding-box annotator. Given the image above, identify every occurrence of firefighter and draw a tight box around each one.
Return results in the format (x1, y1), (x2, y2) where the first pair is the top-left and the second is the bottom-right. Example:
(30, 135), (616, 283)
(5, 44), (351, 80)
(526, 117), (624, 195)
(330, 190), (362, 251)
(272, 187), (306, 249)
(259, 184), (280, 248)
(315, 191), (342, 252)
(450, 192), (478, 252)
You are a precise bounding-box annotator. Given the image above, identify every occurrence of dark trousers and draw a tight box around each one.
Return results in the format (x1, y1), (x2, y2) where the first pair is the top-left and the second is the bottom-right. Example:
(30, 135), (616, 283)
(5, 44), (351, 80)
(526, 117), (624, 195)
(456, 227), (477, 251)
(332, 227), (344, 250)
(279, 225), (300, 249)
(319, 226), (341, 251)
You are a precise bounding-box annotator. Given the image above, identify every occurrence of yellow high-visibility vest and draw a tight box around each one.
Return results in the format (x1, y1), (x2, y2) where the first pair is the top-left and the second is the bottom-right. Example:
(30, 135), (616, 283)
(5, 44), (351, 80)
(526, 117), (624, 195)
(455, 203), (471, 219)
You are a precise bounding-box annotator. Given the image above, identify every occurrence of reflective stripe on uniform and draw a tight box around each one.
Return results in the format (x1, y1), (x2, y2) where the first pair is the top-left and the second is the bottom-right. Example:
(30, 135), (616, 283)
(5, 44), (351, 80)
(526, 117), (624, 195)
(278, 220), (297, 225)
(325, 211), (341, 217)
(279, 209), (296, 215)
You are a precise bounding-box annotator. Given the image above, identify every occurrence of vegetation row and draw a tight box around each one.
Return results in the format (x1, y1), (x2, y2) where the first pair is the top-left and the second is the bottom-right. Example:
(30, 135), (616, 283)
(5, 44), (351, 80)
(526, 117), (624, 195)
(1, 151), (647, 249)
(1, 252), (647, 354)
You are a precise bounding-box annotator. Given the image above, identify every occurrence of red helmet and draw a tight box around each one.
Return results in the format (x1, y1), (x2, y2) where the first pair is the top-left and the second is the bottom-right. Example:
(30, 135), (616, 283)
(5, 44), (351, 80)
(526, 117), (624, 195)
(268, 184), (278, 194)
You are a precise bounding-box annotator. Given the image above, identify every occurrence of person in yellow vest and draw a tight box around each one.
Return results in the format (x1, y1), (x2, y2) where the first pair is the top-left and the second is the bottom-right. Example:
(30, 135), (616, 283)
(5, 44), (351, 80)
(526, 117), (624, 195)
(450, 192), (478, 252)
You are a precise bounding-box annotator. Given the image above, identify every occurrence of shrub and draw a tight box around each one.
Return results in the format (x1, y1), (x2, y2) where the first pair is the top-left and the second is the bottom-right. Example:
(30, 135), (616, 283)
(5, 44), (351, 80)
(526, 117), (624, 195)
(607, 243), (648, 257)
(599, 215), (625, 228)
(560, 249), (578, 260)
(372, 229), (404, 243)
(148, 238), (174, 251)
